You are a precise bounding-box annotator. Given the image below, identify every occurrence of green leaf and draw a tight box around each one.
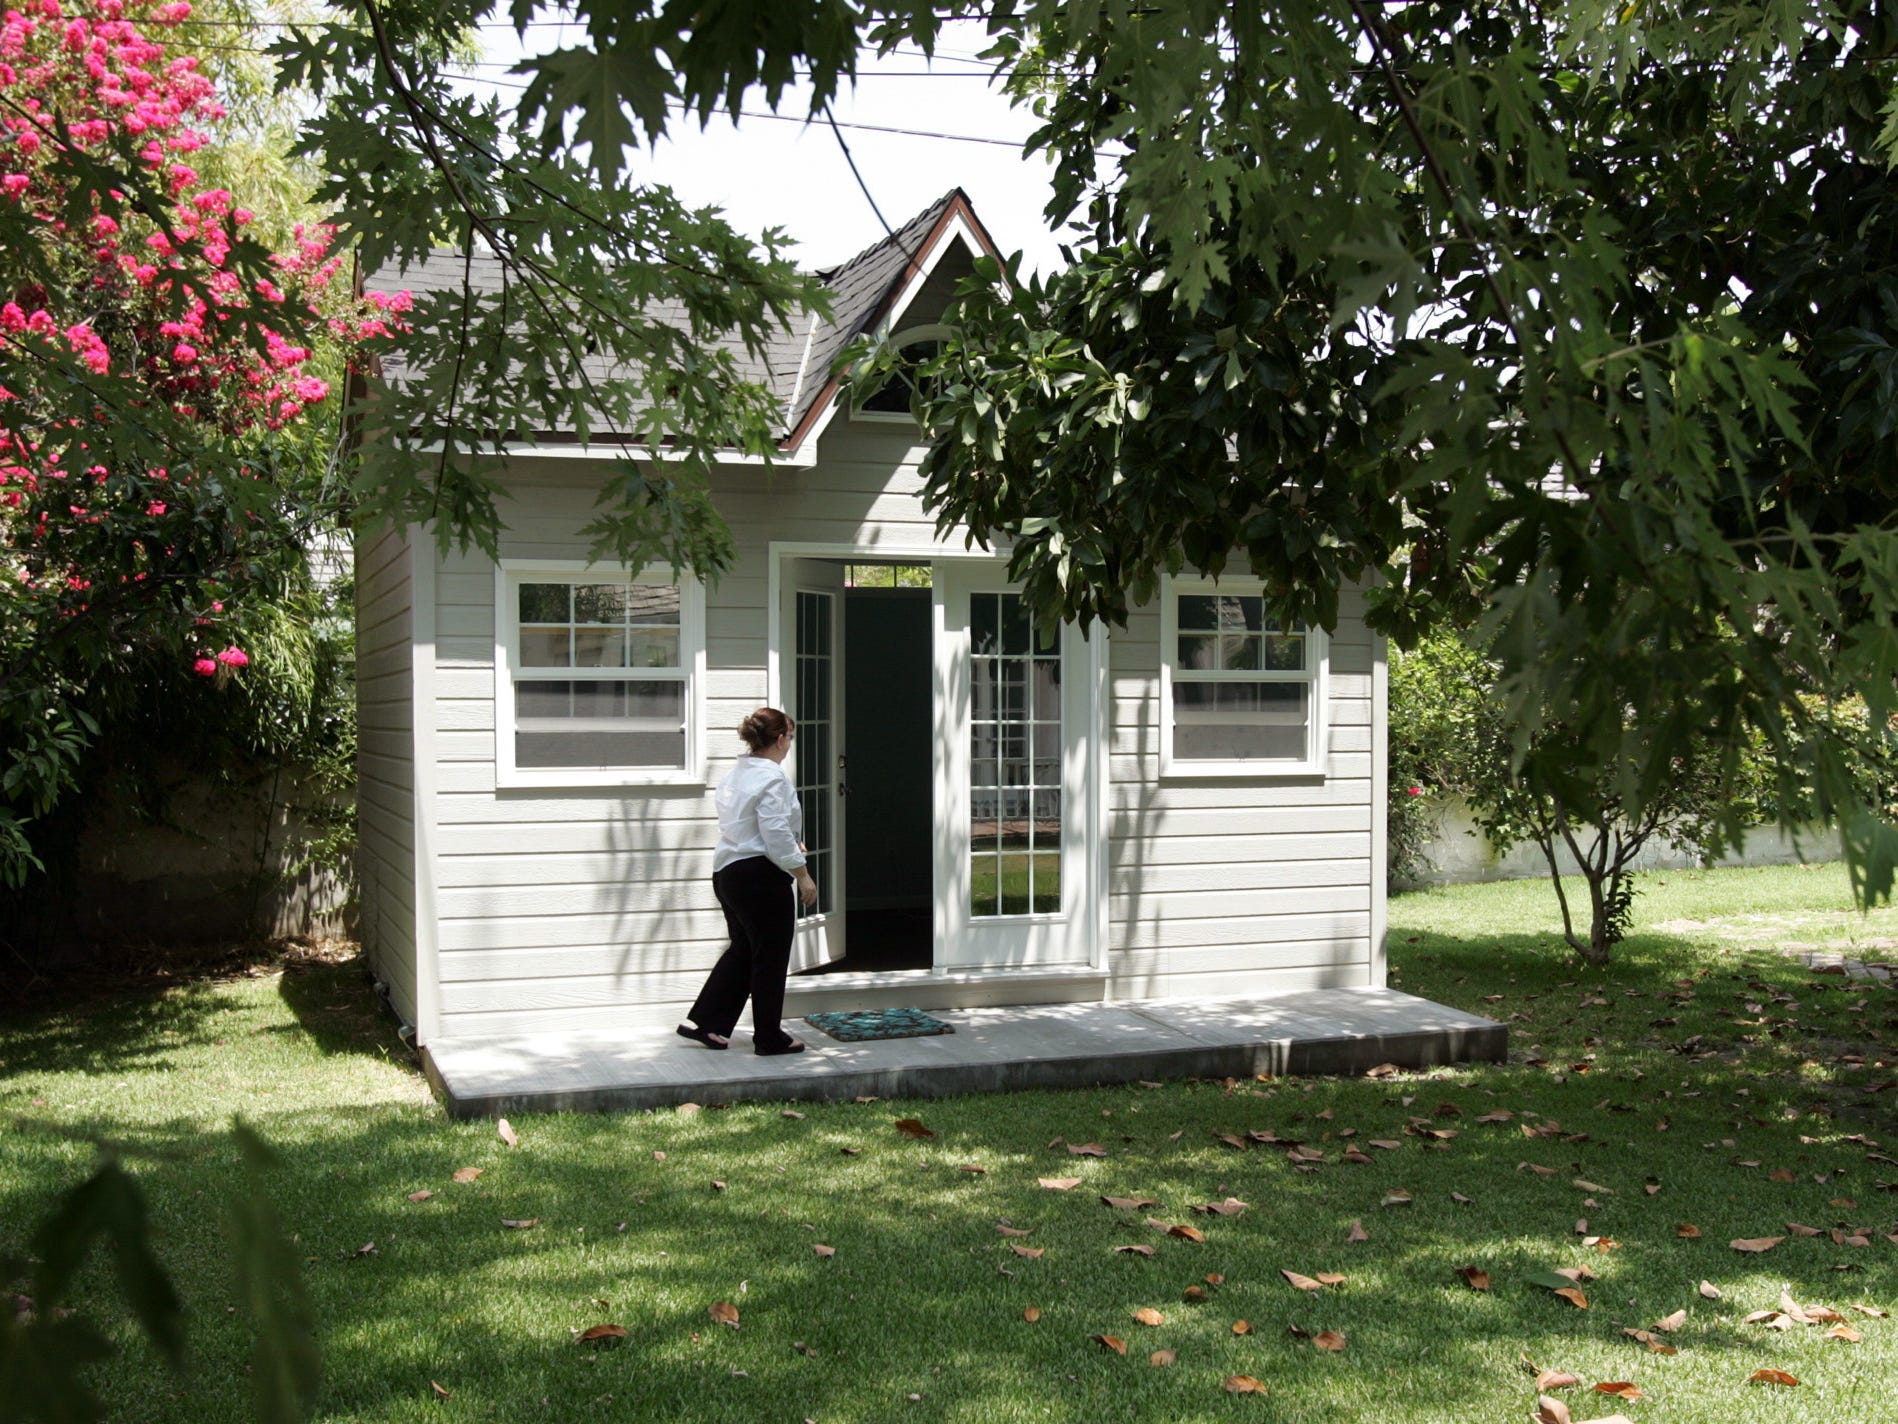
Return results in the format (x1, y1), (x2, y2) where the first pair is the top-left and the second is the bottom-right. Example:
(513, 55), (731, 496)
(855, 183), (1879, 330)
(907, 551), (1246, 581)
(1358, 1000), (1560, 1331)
(228, 1124), (321, 1424)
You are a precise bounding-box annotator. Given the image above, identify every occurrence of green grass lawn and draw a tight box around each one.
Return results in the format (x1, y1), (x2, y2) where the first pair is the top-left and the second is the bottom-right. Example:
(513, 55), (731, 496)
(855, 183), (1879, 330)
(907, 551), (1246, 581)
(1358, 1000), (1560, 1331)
(3, 863), (1896, 1423)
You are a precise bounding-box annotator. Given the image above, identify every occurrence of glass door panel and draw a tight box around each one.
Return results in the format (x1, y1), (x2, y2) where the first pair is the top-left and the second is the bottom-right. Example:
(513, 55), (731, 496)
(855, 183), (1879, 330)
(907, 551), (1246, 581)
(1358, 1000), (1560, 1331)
(936, 565), (1089, 970)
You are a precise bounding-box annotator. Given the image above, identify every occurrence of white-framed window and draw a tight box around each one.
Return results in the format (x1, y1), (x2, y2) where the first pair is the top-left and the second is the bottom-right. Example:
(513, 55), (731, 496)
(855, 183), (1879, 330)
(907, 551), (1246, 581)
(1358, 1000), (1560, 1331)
(851, 323), (953, 422)
(1159, 575), (1329, 778)
(493, 560), (705, 788)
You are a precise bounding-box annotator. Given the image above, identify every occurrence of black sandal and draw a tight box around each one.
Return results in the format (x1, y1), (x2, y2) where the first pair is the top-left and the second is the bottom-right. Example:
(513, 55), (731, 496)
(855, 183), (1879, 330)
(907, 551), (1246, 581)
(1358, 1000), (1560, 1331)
(676, 1023), (729, 1050)
(754, 1037), (806, 1057)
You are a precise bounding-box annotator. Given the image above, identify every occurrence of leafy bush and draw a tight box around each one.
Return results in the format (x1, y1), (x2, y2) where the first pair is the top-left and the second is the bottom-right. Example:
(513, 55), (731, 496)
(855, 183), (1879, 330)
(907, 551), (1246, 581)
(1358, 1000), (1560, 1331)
(1386, 633), (1491, 881)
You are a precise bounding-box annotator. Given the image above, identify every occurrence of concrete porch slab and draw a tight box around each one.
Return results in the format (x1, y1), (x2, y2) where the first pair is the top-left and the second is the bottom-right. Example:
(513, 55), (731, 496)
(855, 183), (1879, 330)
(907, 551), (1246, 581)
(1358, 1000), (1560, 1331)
(421, 987), (1506, 1119)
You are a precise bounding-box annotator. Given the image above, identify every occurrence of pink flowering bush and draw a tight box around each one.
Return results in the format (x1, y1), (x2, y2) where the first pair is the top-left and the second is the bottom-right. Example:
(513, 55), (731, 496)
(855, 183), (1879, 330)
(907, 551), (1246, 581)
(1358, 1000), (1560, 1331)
(0, 0), (399, 884)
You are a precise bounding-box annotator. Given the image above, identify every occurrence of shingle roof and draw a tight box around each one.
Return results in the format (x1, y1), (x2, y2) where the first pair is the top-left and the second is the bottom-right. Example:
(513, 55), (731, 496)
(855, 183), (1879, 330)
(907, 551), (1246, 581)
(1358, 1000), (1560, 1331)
(359, 189), (986, 448)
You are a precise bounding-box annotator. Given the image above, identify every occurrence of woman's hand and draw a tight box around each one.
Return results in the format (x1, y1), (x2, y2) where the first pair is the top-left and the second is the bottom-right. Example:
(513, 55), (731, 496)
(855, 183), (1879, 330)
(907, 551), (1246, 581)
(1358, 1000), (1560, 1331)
(795, 868), (818, 907)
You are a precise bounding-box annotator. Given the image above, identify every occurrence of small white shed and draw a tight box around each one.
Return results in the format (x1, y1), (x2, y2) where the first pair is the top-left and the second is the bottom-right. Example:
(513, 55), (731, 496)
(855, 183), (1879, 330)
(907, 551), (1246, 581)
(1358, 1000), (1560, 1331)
(354, 191), (1389, 1048)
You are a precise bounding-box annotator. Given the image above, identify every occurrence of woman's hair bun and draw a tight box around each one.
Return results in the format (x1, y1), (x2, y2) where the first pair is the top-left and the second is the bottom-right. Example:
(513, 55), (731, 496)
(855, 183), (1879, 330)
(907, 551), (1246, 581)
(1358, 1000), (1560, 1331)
(738, 706), (793, 751)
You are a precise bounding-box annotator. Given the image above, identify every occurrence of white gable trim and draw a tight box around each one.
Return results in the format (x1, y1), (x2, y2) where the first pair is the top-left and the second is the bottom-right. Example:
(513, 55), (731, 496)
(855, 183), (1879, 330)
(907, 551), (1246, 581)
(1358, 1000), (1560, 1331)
(791, 211), (996, 457)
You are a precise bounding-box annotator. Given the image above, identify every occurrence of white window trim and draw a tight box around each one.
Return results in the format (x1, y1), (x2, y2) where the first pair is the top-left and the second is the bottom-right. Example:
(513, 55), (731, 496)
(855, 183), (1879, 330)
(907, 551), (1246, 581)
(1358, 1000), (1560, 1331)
(493, 559), (706, 789)
(1159, 573), (1329, 780)
(850, 323), (955, 424)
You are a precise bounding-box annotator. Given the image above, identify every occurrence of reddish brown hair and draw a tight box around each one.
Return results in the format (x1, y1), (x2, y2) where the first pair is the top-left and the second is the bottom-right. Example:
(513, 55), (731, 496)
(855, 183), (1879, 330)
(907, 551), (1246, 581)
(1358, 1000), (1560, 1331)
(738, 706), (794, 751)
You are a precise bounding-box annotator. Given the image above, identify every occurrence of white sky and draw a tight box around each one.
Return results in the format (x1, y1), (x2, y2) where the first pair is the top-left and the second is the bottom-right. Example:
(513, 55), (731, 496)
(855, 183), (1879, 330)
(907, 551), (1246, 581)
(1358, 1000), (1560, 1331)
(459, 18), (1086, 275)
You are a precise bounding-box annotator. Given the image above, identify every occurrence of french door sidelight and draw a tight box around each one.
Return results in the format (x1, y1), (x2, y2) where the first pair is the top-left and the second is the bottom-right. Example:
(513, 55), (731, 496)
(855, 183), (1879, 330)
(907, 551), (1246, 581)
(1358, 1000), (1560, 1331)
(934, 564), (1090, 969)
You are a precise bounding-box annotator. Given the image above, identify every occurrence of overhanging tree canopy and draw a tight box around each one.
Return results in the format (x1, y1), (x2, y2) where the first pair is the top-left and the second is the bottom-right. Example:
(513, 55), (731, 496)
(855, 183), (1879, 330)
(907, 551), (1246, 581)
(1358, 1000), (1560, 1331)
(15, 0), (1894, 898)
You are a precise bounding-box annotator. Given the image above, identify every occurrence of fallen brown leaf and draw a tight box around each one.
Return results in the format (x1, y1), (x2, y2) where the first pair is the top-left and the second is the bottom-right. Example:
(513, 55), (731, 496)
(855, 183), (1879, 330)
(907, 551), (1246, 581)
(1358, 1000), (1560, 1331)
(1091, 1334), (1127, 1355)
(1380, 1189), (1413, 1207)
(894, 1118), (936, 1140)
(1068, 1141), (1108, 1157)
(1009, 1244), (1045, 1259)
(708, 1301), (739, 1328)
(675, 1102), (702, 1116)
(1194, 1198), (1248, 1216)
(996, 1224), (1034, 1237)
(1102, 1195), (1157, 1210)
(813, 1244), (836, 1258)
(1535, 1369), (1581, 1390)
(1849, 1303), (1889, 1318)
(407, 1190), (433, 1203)
(1698, 1280), (1722, 1300)
(1531, 1396), (1572, 1424)
(1785, 1222), (1822, 1236)
(1023, 1306), (1041, 1323)
(1651, 1309), (1688, 1332)
(781, 1109), (805, 1120)
(1622, 1329), (1678, 1355)
(499, 1219), (536, 1230)
(1826, 1324), (1862, 1342)
(1168, 1224), (1206, 1243)
(1182, 1285), (1209, 1303)
(1730, 1236), (1786, 1253)
(1312, 1330), (1346, 1352)
(1346, 1219), (1369, 1243)
(497, 1119), (518, 1147)
(958, 1163), (986, 1175)
(1222, 1375), (1268, 1394)
(1595, 1382), (1641, 1401)
(1038, 1177), (1083, 1191)
(1748, 1369), (1798, 1386)
(1132, 1308), (1166, 1327)
(576, 1324), (626, 1344)
(451, 1167), (481, 1184)
(1149, 1348), (1176, 1366)
(1281, 1269), (1324, 1292)
(1455, 1266), (1491, 1292)
(1113, 1244), (1156, 1257)
(1676, 1223), (1701, 1239)
(430, 1381), (452, 1401)
(1231, 1320), (1252, 1335)
(1552, 1287), (1589, 1310)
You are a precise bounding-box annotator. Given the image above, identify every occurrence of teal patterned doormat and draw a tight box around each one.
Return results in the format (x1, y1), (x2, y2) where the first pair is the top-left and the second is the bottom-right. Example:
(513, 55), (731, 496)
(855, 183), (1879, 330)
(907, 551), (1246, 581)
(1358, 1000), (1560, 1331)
(804, 1008), (955, 1042)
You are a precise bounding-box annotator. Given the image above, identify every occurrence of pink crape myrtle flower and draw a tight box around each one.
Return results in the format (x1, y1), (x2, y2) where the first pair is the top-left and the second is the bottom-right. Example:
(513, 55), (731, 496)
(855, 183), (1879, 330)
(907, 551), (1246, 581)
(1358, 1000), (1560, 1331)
(215, 645), (247, 668)
(191, 655), (216, 676)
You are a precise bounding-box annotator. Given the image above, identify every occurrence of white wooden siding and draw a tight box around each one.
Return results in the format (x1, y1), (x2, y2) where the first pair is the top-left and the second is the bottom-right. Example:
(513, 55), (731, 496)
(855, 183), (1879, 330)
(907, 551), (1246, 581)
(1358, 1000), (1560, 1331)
(420, 421), (1382, 1038)
(1105, 587), (1379, 999)
(354, 524), (418, 1026)
(425, 423), (947, 1037)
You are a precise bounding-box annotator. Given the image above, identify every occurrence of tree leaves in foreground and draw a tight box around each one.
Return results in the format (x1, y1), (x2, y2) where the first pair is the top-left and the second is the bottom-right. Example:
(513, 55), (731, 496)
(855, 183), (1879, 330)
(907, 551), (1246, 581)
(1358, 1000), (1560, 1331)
(0, 1124), (315, 1424)
(891, 0), (1898, 903)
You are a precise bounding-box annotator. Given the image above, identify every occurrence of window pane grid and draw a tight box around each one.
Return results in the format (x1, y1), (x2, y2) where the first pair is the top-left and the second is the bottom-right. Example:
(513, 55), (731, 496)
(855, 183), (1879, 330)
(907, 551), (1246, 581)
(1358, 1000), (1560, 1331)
(970, 592), (1060, 918)
(517, 579), (681, 675)
(1170, 587), (1317, 764)
(792, 591), (834, 919)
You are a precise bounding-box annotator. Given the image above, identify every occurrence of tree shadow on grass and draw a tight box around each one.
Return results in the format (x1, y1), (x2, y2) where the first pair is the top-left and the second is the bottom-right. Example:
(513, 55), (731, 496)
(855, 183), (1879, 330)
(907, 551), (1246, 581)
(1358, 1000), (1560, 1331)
(270, 953), (411, 1061)
(14, 1070), (1895, 1424)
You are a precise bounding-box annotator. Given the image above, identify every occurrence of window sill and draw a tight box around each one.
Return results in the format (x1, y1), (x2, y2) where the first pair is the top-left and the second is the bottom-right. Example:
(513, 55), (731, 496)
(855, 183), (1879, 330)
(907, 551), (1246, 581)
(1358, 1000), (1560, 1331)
(1158, 760), (1327, 782)
(494, 768), (707, 790)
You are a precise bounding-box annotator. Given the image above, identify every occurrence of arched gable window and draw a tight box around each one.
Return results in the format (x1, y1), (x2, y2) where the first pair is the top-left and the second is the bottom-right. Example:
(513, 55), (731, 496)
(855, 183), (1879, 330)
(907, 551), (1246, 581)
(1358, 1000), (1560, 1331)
(853, 324), (953, 419)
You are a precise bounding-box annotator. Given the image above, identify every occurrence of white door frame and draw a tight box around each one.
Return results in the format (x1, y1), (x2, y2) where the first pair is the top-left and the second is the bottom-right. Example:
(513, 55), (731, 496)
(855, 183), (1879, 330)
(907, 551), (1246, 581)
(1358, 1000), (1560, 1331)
(764, 541), (1109, 982)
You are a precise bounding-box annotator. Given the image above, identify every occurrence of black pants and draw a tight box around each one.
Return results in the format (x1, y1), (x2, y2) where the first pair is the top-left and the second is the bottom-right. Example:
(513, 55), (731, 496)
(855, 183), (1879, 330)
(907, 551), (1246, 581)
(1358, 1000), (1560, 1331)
(688, 856), (797, 1048)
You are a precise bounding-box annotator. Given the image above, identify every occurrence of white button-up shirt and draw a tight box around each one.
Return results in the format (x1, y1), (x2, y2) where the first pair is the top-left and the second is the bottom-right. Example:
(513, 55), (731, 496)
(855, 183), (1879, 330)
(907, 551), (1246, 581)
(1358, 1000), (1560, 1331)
(712, 753), (806, 873)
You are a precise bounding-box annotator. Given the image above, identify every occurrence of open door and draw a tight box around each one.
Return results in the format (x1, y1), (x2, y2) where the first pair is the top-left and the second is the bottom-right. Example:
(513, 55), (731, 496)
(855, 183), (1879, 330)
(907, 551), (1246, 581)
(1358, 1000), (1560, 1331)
(781, 559), (847, 973)
(935, 563), (1091, 969)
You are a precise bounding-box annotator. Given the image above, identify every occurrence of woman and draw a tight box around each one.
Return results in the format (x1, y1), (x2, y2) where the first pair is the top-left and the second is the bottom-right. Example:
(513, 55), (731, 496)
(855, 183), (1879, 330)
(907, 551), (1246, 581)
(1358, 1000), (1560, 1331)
(678, 707), (819, 1055)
